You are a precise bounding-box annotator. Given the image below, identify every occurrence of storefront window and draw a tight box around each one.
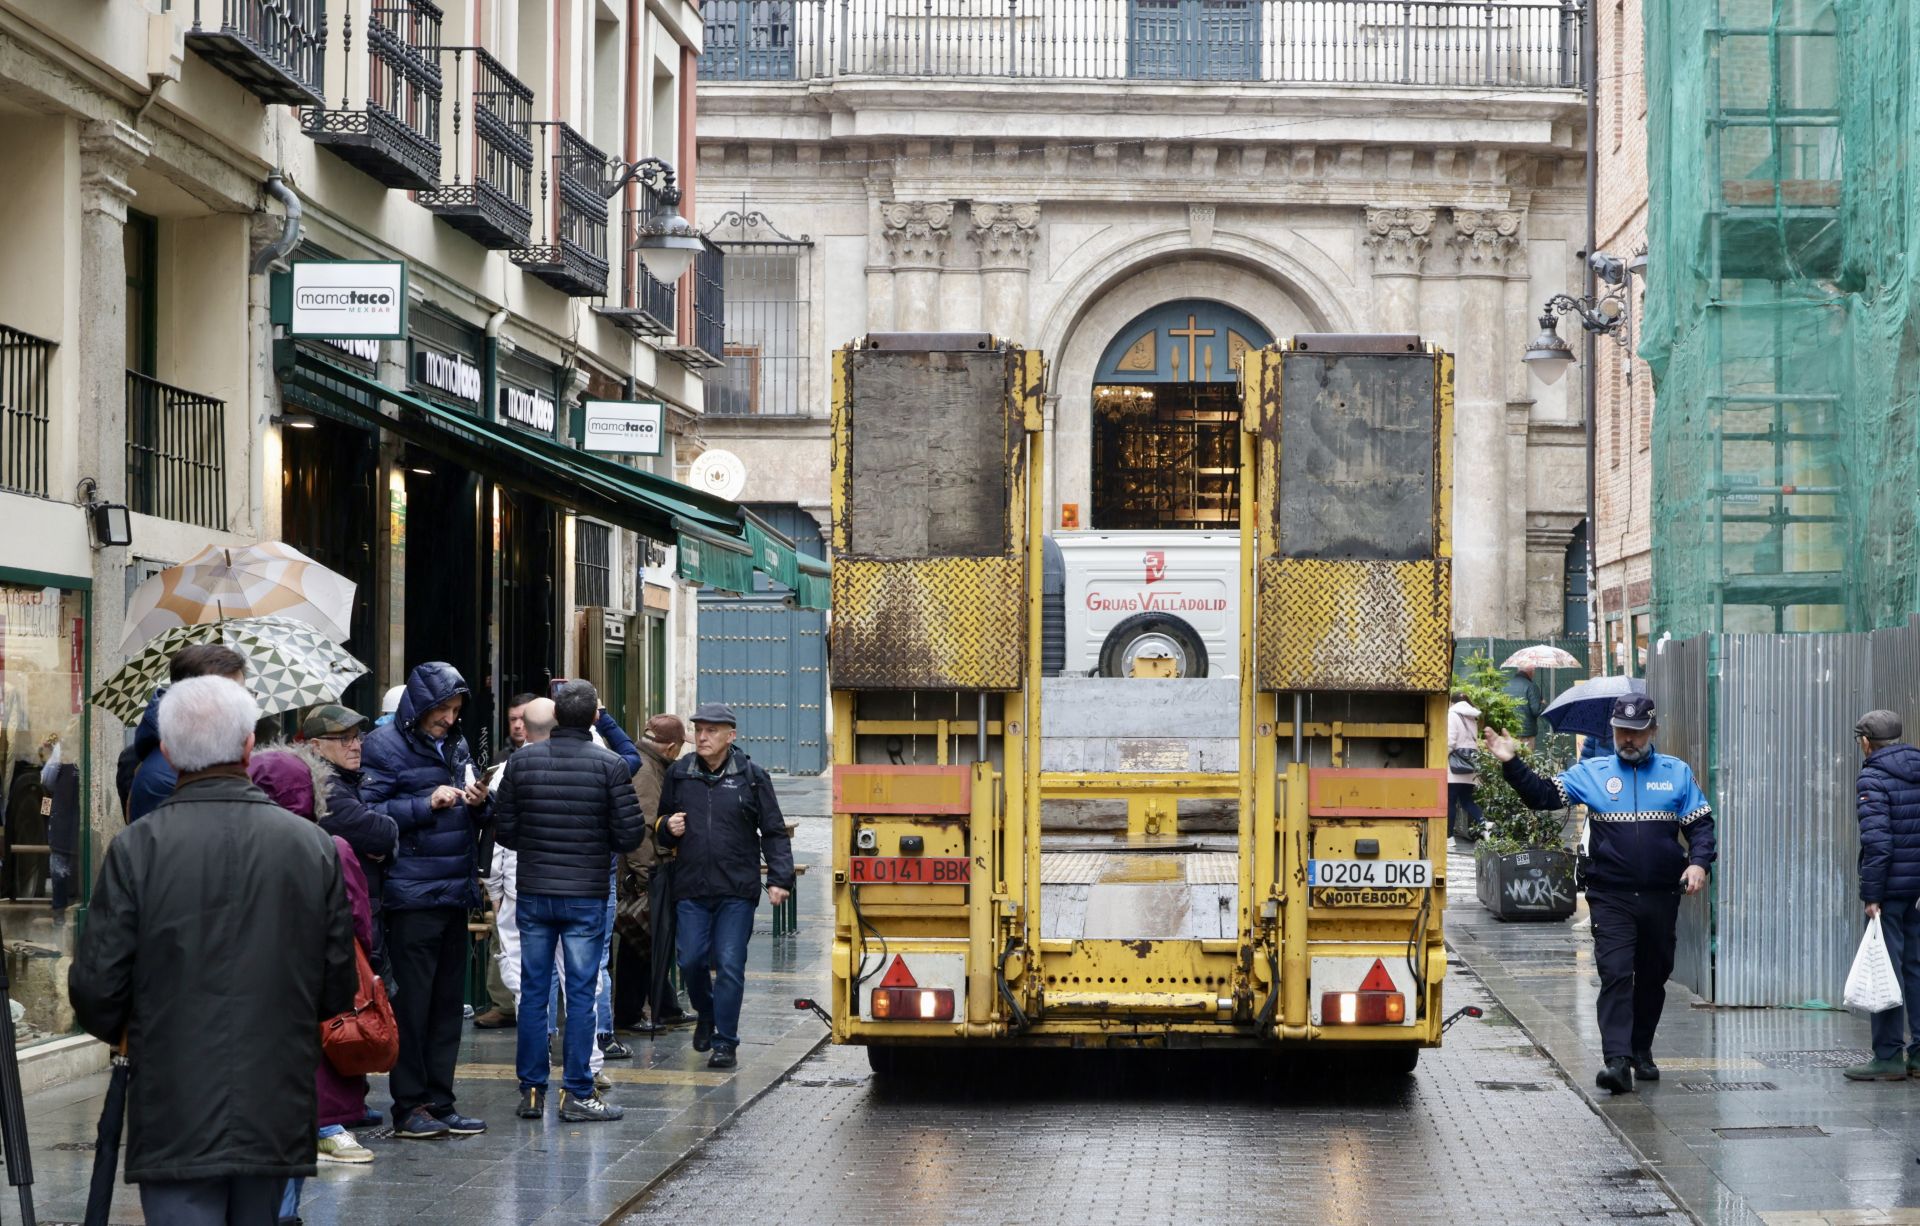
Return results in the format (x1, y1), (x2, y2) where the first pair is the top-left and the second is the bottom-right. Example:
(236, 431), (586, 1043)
(0, 576), (89, 1047)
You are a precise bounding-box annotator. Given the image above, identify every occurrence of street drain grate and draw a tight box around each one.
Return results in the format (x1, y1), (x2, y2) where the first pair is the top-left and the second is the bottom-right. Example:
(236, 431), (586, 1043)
(1677, 1080), (1778, 1092)
(1712, 1125), (1827, 1140)
(1752, 1048), (1875, 1070)
(790, 1076), (868, 1088)
(1477, 1080), (1554, 1091)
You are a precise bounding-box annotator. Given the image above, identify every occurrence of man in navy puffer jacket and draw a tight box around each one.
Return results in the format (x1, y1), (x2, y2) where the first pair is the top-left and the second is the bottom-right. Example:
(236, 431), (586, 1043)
(1847, 709), (1920, 1081)
(362, 662), (490, 1138)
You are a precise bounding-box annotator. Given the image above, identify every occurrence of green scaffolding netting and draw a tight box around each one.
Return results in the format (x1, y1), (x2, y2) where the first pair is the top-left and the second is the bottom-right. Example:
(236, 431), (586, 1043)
(1644, 0), (1918, 635)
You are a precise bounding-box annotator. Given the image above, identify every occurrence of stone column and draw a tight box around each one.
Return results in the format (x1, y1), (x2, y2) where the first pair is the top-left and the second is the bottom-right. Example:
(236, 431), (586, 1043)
(79, 118), (151, 856)
(970, 202), (1041, 341)
(880, 201), (952, 332)
(1362, 206), (1434, 333)
(1448, 207), (1524, 636)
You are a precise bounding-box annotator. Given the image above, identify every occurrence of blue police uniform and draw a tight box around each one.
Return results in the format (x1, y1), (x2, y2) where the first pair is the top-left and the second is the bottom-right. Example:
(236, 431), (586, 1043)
(1502, 698), (1716, 1077)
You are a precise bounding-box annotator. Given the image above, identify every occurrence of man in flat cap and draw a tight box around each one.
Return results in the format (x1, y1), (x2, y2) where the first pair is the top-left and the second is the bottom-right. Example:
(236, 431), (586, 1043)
(1846, 710), (1920, 1081)
(656, 702), (794, 1070)
(1487, 694), (1716, 1095)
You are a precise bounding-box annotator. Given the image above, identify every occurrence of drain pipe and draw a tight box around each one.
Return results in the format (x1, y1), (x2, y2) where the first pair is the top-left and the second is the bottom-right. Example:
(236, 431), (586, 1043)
(249, 171), (301, 275)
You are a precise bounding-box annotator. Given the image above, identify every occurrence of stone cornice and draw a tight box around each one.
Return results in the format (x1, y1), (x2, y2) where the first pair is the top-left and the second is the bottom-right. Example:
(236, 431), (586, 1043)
(80, 119), (151, 218)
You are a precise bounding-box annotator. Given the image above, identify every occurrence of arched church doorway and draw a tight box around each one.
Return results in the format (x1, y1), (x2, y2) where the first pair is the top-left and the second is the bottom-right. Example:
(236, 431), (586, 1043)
(1090, 299), (1273, 530)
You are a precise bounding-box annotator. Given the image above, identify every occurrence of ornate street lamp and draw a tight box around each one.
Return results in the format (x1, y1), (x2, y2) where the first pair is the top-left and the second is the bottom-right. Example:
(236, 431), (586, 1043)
(603, 157), (702, 283)
(1522, 251), (1641, 385)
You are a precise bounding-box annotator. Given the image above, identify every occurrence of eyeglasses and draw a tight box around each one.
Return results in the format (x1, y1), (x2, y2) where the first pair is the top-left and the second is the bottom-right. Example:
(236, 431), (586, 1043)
(317, 731), (364, 745)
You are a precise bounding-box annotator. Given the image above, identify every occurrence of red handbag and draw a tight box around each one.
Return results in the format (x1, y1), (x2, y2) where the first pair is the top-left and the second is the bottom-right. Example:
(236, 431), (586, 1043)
(320, 941), (398, 1076)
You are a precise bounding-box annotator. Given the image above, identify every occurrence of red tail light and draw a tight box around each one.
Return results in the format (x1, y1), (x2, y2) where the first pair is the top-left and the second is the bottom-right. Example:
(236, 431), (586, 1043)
(870, 987), (956, 1021)
(1320, 990), (1405, 1025)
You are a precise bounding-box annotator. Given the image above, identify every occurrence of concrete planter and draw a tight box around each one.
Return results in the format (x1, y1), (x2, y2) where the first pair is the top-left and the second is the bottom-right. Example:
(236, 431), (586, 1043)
(1475, 847), (1577, 922)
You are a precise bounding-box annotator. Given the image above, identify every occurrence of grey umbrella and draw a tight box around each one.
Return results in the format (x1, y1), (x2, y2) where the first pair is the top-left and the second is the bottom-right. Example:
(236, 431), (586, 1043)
(1541, 674), (1649, 739)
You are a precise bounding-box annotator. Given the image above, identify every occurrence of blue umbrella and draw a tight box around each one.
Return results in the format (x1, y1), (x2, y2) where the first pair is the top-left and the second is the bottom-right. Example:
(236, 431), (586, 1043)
(1541, 675), (1649, 739)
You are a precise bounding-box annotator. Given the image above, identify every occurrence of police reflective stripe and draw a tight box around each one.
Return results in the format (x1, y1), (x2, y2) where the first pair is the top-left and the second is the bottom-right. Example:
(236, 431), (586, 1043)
(1587, 810), (1698, 823)
(1680, 804), (1712, 825)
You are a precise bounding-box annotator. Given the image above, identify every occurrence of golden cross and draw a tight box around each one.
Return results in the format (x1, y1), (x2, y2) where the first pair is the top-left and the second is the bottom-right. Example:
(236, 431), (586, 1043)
(1167, 314), (1215, 380)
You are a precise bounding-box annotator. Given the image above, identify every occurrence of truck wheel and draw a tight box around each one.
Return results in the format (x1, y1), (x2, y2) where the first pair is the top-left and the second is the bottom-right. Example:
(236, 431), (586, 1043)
(1098, 613), (1208, 678)
(1385, 1047), (1420, 1076)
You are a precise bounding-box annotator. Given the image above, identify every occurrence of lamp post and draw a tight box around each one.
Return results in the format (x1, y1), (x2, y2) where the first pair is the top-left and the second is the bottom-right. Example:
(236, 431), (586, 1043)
(602, 156), (703, 284)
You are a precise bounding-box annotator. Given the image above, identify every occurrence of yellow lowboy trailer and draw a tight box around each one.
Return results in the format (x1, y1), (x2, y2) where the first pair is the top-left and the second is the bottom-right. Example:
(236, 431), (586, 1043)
(828, 331), (1455, 1071)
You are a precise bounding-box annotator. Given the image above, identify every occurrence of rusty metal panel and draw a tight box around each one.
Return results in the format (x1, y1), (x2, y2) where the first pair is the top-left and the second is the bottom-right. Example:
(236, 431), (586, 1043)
(831, 557), (1025, 689)
(1255, 557), (1453, 692)
(1276, 351), (1436, 561)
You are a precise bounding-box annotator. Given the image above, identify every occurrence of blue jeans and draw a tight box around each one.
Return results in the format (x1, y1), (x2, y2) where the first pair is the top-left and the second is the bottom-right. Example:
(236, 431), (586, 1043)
(1871, 900), (1920, 1060)
(517, 893), (609, 1097)
(676, 896), (757, 1049)
(597, 872), (617, 1034)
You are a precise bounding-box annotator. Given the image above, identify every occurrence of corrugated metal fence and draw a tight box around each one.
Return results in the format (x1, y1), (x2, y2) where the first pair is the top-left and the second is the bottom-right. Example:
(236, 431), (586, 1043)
(1649, 618), (1920, 1005)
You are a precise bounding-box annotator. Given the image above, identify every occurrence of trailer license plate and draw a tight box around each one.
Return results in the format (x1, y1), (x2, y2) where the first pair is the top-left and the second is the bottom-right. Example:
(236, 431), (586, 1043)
(1308, 859), (1432, 889)
(847, 856), (972, 885)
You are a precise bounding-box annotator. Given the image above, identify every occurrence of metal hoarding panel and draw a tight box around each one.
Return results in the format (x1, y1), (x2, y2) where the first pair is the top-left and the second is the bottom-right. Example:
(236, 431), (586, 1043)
(1255, 557), (1452, 692)
(1647, 633), (1714, 999)
(830, 557), (1026, 690)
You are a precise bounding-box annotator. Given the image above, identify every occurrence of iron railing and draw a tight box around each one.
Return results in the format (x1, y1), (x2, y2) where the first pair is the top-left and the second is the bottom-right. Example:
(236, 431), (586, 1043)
(512, 123), (611, 296)
(417, 47), (534, 247)
(575, 519), (613, 607)
(693, 238), (727, 364)
(303, 0), (443, 189)
(699, 0), (1584, 87)
(599, 200), (680, 335)
(126, 371), (228, 531)
(710, 244), (813, 416)
(187, 0), (328, 106)
(0, 326), (53, 498)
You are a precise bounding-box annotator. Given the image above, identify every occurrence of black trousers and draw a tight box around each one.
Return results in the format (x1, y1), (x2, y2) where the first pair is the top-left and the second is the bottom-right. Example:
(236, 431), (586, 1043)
(1587, 889), (1681, 1061)
(1447, 783), (1484, 840)
(386, 905), (469, 1113)
(612, 932), (649, 1029)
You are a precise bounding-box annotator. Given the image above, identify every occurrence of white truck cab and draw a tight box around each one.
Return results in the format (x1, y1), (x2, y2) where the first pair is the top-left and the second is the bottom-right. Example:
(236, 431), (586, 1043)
(1051, 530), (1242, 678)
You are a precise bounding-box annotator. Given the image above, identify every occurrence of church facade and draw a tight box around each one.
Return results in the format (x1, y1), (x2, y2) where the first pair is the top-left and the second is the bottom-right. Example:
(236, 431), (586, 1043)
(692, 3), (1592, 637)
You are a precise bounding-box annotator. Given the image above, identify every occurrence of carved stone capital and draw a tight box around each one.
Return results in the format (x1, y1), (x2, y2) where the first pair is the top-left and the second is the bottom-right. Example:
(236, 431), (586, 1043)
(881, 200), (955, 270)
(1363, 206), (1435, 275)
(80, 120), (152, 221)
(969, 201), (1041, 271)
(1450, 208), (1525, 276)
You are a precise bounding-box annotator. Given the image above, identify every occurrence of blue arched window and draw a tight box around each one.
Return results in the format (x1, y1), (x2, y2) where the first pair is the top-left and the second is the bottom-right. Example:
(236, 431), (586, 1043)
(1095, 299), (1274, 385)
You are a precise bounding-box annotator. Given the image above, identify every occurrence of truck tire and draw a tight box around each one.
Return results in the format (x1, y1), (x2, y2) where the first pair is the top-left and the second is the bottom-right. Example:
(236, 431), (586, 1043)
(1097, 613), (1208, 678)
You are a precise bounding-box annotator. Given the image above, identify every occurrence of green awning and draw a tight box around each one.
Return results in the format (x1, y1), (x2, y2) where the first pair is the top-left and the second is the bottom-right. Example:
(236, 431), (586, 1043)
(675, 523), (757, 594)
(281, 348), (740, 543)
(743, 512), (801, 590)
(795, 552), (830, 611)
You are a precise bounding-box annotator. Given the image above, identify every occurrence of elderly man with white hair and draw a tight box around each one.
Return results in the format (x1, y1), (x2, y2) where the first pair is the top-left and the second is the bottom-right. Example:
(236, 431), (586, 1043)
(70, 676), (356, 1224)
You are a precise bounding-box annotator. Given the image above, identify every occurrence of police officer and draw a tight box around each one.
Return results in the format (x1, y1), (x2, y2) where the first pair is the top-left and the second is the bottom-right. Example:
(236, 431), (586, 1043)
(1485, 695), (1716, 1094)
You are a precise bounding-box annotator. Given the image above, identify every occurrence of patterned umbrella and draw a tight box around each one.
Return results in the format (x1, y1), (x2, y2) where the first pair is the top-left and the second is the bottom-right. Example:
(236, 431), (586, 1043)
(120, 541), (356, 654)
(1500, 644), (1584, 671)
(93, 615), (367, 725)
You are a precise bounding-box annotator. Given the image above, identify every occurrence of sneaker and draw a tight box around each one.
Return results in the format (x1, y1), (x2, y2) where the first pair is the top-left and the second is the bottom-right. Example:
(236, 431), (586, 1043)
(594, 1071), (614, 1092)
(394, 1107), (451, 1139)
(692, 1015), (714, 1052)
(317, 1130), (375, 1164)
(599, 1033), (634, 1060)
(1843, 1056), (1911, 1081)
(428, 1107), (487, 1135)
(517, 1087), (545, 1119)
(1630, 1053), (1661, 1082)
(1908, 1051), (1920, 1077)
(707, 1044), (737, 1070)
(473, 1008), (516, 1029)
(656, 1008), (695, 1027)
(559, 1091), (626, 1122)
(1595, 1057), (1634, 1094)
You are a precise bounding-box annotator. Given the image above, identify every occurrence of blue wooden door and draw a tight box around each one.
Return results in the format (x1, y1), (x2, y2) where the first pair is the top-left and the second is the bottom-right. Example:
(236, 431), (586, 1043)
(700, 0), (797, 80)
(1128, 0), (1260, 80)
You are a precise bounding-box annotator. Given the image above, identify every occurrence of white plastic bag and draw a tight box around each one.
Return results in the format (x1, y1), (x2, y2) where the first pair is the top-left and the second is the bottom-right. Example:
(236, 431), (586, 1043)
(1845, 915), (1905, 1014)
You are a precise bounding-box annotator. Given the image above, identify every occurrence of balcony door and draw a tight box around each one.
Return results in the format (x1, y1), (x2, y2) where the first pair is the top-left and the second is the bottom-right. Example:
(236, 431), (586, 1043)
(1128, 0), (1260, 80)
(705, 0), (797, 80)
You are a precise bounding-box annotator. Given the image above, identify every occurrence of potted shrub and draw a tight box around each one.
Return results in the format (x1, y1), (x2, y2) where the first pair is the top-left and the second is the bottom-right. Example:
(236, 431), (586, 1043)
(1453, 654), (1579, 922)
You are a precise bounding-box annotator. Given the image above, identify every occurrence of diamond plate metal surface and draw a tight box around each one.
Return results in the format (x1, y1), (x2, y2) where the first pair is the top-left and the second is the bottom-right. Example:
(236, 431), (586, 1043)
(1041, 853), (1110, 884)
(831, 556), (1026, 689)
(1185, 853), (1241, 884)
(1256, 556), (1453, 692)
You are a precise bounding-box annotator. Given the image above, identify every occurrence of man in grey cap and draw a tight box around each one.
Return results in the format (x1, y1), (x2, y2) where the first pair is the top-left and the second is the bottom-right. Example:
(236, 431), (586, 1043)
(656, 702), (794, 1069)
(1845, 710), (1920, 1081)
(304, 703), (399, 995)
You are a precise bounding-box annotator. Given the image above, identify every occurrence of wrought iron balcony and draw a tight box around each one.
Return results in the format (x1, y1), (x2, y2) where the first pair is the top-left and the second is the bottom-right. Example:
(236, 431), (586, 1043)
(126, 371), (229, 531)
(303, 0), (443, 190)
(594, 200), (680, 337)
(511, 124), (611, 297)
(187, 0), (328, 106)
(667, 238), (727, 371)
(0, 325), (55, 498)
(417, 48), (534, 248)
(698, 0), (1584, 88)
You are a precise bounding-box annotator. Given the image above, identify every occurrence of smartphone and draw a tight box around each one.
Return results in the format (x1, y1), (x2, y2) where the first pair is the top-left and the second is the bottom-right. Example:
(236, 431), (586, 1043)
(548, 677), (570, 700)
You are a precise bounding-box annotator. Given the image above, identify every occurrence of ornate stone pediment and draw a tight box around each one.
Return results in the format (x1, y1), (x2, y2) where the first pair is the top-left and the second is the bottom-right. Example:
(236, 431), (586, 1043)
(969, 201), (1041, 270)
(881, 200), (955, 270)
(1363, 205), (1435, 274)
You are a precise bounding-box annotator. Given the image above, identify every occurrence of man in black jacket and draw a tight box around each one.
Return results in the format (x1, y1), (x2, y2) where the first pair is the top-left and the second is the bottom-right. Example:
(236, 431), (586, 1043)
(494, 681), (645, 1123)
(71, 676), (356, 1223)
(657, 702), (795, 1070)
(303, 704), (399, 979)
